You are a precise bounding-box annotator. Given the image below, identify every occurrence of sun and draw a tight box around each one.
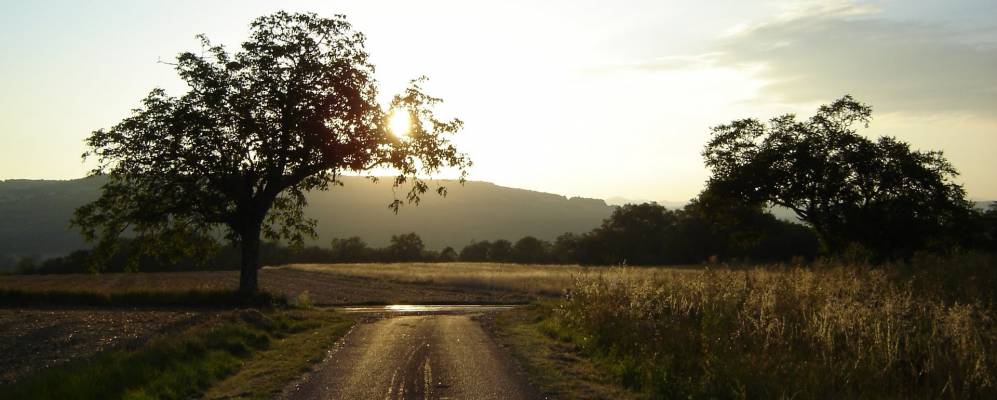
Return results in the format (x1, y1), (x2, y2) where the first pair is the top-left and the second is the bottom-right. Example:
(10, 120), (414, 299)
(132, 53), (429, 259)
(388, 110), (411, 137)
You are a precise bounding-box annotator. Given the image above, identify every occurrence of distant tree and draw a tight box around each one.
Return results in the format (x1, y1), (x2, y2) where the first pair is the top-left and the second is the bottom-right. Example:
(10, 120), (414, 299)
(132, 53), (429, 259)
(551, 233), (580, 264)
(0, 255), (13, 271)
(676, 192), (818, 263)
(72, 12), (469, 293)
(330, 237), (371, 262)
(513, 236), (550, 264)
(438, 246), (458, 262)
(14, 256), (39, 274)
(287, 245), (335, 263)
(489, 239), (514, 262)
(586, 203), (676, 265)
(974, 203), (997, 251)
(459, 240), (491, 262)
(386, 233), (425, 262)
(703, 95), (973, 257)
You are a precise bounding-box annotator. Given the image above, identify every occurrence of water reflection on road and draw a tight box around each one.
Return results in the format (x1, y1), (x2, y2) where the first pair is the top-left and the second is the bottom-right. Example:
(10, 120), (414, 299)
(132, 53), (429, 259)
(335, 304), (520, 314)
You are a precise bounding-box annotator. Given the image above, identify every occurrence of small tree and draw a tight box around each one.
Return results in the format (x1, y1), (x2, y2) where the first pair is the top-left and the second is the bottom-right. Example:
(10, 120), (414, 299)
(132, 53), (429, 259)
(73, 12), (470, 292)
(330, 236), (371, 262)
(386, 233), (425, 262)
(512, 236), (550, 264)
(459, 240), (491, 262)
(438, 246), (458, 262)
(551, 233), (580, 264)
(703, 95), (972, 257)
(489, 239), (514, 262)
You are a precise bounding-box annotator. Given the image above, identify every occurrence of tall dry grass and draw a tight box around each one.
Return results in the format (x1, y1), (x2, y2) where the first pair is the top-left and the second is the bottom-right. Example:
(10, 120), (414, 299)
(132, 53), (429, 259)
(286, 262), (699, 296)
(553, 253), (997, 398)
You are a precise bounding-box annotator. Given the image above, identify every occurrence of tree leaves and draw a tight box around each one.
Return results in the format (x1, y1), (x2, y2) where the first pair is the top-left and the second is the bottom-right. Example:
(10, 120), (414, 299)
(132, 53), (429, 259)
(702, 95), (972, 258)
(73, 12), (470, 274)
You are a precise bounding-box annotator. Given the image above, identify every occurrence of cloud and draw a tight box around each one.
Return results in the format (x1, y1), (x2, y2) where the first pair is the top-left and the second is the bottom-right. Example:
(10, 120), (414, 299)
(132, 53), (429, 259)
(632, 2), (997, 116)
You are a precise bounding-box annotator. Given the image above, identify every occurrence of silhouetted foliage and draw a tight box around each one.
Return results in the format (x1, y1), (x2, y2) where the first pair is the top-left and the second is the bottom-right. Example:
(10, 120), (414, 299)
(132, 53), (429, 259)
(572, 201), (818, 266)
(551, 233), (581, 264)
(703, 95), (974, 259)
(985, 203), (997, 247)
(386, 233), (425, 262)
(489, 239), (514, 262)
(459, 241), (491, 262)
(966, 202), (997, 252)
(582, 203), (676, 265)
(329, 236), (374, 262)
(71, 12), (469, 292)
(513, 236), (551, 264)
(438, 246), (458, 262)
(22, 232), (459, 274)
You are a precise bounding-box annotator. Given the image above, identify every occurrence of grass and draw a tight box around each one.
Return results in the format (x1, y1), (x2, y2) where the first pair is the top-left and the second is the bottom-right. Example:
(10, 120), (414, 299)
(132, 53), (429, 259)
(519, 252), (997, 399)
(490, 302), (638, 400)
(203, 309), (353, 399)
(0, 288), (285, 308)
(286, 262), (698, 296)
(0, 308), (353, 400)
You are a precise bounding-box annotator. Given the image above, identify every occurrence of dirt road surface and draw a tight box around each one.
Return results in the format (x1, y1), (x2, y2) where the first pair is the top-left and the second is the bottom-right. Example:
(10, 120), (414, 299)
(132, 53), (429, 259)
(281, 306), (541, 400)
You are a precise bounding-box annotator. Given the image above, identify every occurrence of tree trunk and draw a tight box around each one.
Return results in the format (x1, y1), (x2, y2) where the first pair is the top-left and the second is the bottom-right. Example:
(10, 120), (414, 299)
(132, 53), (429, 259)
(238, 223), (262, 294)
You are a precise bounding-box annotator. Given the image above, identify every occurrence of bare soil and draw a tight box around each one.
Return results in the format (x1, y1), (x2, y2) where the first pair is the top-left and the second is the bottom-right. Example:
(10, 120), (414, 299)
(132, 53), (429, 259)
(0, 308), (207, 385)
(0, 267), (532, 386)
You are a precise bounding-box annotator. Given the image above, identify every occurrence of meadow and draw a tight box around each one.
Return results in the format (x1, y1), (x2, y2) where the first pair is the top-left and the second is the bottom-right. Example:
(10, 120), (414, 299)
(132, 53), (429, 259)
(285, 262), (699, 296)
(281, 258), (997, 398)
(4, 257), (995, 398)
(518, 252), (997, 399)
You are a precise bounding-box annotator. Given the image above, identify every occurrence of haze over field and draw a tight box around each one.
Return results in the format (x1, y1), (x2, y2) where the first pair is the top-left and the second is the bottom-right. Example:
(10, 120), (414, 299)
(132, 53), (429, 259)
(0, 176), (614, 261)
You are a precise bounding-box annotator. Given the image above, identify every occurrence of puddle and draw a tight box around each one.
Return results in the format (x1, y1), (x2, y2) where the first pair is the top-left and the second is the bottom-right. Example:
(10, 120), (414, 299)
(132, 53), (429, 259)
(334, 304), (520, 314)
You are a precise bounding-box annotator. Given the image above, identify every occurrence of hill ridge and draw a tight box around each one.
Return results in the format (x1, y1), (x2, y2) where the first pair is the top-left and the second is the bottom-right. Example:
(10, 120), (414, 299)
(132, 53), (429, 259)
(0, 176), (614, 262)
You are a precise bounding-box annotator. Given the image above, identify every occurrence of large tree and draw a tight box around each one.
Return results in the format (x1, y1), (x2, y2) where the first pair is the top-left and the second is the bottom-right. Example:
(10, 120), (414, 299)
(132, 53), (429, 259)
(73, 12), (470, 292)
(702, 95), (972, 257)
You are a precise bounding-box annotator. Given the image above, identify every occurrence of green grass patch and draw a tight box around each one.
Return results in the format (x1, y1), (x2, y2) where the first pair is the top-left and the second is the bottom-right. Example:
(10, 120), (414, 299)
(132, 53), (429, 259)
(0, 309), (352, 400)
(203, 309), (354, 399)
(0, 288), (286, 308)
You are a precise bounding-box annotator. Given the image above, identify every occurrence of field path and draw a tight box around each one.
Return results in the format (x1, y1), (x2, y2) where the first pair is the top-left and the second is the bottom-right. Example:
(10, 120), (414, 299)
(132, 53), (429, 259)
(281, 307), (541, 400)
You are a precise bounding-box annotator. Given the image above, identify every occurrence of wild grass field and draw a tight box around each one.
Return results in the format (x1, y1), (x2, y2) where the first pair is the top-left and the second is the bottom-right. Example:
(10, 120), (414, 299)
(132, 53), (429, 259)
(499, 252), (997, 399)
(286, 262), (699, 296)
(277, 259), (997, 398)
(4, 258), (995, 398)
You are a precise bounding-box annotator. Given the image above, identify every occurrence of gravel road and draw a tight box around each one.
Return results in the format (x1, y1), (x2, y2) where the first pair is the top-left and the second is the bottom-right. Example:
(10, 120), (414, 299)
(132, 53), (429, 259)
(281, 307), (541, 400)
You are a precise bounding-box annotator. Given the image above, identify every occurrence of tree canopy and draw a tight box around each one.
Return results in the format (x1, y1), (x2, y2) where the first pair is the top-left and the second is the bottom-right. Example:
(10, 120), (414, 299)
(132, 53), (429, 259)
(73, 12), (470, 292)
(702, 95), (972, 257)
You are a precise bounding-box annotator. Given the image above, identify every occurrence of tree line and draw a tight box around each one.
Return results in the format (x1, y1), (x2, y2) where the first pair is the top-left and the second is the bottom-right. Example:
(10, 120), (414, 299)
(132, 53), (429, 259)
(52, 11), (997, 291)
(13, 198), (819, 273)
(11, 197), (995, 274)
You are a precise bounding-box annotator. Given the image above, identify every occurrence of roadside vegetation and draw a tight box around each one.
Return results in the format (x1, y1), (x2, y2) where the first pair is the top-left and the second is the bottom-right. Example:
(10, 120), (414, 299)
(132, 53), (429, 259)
(0, 308), (352, 400)
(496, 252), (996, 399)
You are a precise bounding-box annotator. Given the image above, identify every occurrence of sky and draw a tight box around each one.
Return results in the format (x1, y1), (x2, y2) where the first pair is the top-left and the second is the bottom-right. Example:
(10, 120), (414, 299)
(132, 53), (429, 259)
(1, 0), (995, 202)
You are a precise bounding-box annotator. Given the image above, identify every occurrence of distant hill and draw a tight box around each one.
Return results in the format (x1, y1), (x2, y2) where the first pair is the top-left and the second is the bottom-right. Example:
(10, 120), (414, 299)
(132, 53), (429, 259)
(0, 176), (615, 262)
(4, 177), (990, 266)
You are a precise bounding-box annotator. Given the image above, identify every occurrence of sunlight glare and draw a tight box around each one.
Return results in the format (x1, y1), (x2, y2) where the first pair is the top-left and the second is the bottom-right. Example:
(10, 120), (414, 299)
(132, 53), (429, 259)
(389, 110), (411, 137)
